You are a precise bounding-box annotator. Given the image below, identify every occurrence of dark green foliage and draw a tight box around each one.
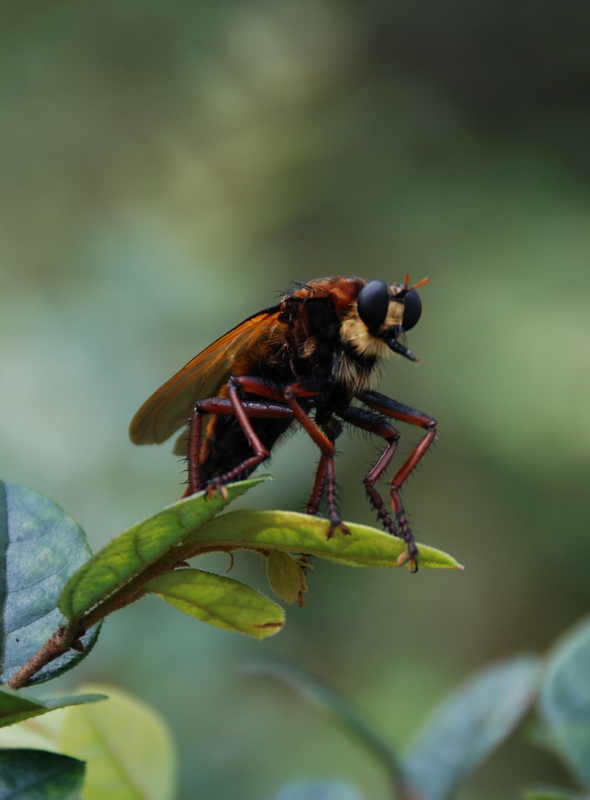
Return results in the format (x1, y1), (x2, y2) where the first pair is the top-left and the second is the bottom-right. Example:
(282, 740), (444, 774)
(0, 749), (85, 800)
(0, 686), (104, 729)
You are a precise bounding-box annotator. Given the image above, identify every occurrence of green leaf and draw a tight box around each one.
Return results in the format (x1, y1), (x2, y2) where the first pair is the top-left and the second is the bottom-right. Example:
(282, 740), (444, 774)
(58, 683), (175, 800)
(186, 509), (462, 569)
(0, 748), (85, 799)
(0, 482), (100, 685)
(59, 478), (266, 623)
(540, 618), (590, 787)
(272, 780), (365, 800)
(402, 655), (540, 800)
(245, 660), (399, 776)
(145, 569), (284, 639)
(266, 550), (305, 603)
(0, 685), (105, 729)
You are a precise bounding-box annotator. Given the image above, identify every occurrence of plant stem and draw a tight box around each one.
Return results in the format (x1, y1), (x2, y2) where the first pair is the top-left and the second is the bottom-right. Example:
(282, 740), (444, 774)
(5, 626), (75, 690)
(4, 542), (237, 689)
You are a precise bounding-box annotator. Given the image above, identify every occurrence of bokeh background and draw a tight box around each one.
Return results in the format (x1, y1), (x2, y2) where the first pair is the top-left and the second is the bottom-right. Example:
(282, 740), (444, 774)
(2, 1), (590, 797)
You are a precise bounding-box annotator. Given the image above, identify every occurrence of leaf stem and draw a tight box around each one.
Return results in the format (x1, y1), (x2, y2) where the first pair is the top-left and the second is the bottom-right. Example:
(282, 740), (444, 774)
(3, 543), (238, 689)
(5, 625), (75, 690)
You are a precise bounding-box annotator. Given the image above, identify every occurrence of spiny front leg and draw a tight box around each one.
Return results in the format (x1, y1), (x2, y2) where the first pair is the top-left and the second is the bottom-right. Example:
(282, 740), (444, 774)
(358, 391), (437, 572)
(340, 407), (408, 545)
(386, 425), (436, 568)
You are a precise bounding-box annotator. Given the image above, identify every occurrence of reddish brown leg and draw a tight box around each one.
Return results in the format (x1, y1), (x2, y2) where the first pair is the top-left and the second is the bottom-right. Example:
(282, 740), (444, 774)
(187, 374), (348, 535)
(340, 407), (402, 538)
(355, 391), (438, 571)
(282, 384), (348, 535)
(306, 454), (327, 515)
(187, 394), (293, 494)
(226, 376), (347, 534)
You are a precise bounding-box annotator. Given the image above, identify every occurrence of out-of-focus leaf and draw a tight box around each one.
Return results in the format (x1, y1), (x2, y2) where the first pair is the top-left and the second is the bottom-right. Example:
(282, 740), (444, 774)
(59, 478), (266, 623)
(188, 509), (462, 569)
(0, 720), (57, 753)
(0, 748), (85, 799)
(267, 550), (305, 603)
(523, 718), (561, 754)
(540, 618), (590, 787)
(402, 655), (540, 800)
(0, 482), (99, 685)
(245, 659), (399, 777)
(0, 685), (105, 729)
(524, 787), (590, 800)
(58, 683), (176, 800)
(145, 569), (284, 638)
(272, 779), (365, 800)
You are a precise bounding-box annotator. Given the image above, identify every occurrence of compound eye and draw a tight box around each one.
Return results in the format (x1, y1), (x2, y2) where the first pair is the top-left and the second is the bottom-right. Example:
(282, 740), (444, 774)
(402, 288), (422, 331)
(357, 280), (389, 331)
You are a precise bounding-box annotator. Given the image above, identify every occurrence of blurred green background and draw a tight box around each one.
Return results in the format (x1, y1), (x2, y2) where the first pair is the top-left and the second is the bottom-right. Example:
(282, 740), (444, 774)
(1, 1), (589, 797)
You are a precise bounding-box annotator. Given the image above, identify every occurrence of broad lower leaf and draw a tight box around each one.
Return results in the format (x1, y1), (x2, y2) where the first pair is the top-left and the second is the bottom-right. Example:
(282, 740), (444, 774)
(267, 550), (306, 603)
(145, 569), (284, 639)
(59, 478), (266, 623)
(58, 683), (175, 800)
(0, 748), (85, 799)
(245, 659), (399, 775)
(272, 780), (365, 800)
(186, 509), (462, 569)
(402, 655), (540, 800)
(0, 482), (99, 685)
(0, 685), (105, 729)
(540, 618), (590, 787)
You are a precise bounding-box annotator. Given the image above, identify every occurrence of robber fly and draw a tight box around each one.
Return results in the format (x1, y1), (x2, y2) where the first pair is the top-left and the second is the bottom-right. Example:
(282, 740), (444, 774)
(129, 276), (436, 570)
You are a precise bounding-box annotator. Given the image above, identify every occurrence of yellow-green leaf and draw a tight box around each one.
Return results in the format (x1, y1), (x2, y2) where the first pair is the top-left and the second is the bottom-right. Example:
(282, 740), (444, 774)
(186, 509), (462, 570)
(145, 569), (284, 639)
(58, 683), (176, 800)
(59, 478), (266, 623)
(267, 551), (305, 603)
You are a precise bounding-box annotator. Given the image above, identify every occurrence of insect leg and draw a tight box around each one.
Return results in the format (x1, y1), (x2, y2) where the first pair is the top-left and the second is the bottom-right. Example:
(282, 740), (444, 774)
(339, 406), (403, 538)
(306, 454), (327, 515)
(217, 376), (347, 536)
(305, 415), (343, 515)
(187, 395), (293, 494)
(283, 382), (346, 536)
(358, 390), (437, 570)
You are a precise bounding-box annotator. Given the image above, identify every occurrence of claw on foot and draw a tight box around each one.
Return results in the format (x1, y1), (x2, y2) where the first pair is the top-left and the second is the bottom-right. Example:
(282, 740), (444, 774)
(205, 481), (229, 501)
(397, 550), (419, 572)
(326, 519), (350, 539)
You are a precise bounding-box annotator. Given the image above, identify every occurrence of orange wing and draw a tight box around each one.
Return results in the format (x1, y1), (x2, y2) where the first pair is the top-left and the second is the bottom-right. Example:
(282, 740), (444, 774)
(129, 309), (285, 446)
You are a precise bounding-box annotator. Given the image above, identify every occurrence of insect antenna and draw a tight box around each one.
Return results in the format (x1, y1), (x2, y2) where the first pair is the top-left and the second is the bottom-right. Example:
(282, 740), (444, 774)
(404, 274), (430, 291)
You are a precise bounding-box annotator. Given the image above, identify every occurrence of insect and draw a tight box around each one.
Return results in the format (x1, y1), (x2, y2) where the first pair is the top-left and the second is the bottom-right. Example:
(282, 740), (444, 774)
(129, 276), (436, 570)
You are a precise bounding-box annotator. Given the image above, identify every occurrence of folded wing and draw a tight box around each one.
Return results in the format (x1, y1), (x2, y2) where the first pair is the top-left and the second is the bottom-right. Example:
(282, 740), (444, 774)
(129, 308), (284, 445)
